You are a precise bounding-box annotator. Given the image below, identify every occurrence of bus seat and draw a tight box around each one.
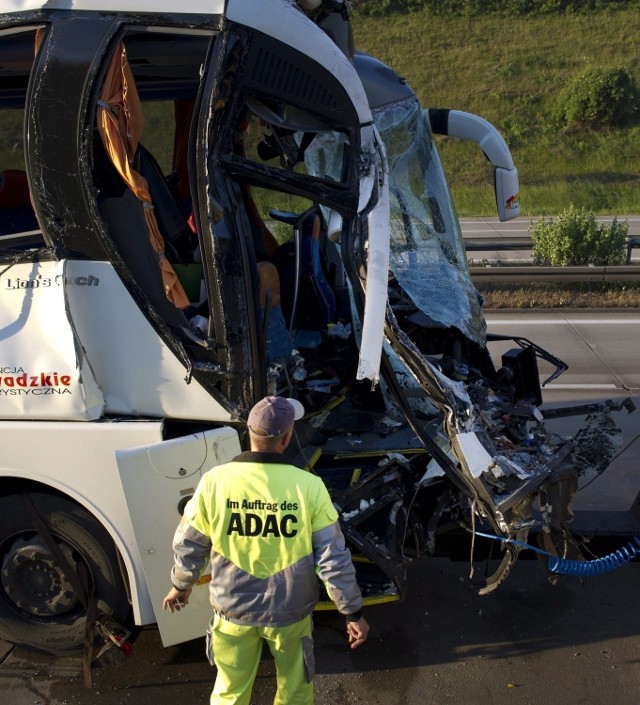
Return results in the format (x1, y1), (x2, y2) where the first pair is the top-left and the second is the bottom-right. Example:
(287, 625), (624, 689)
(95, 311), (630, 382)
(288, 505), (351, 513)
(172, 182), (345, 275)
(258, 261), (294, 362)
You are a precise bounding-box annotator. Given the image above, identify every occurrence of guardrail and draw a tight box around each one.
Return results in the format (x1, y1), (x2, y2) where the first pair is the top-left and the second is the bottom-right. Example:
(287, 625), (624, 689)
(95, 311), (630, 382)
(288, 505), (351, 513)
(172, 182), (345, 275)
(469, 265), (640, 283)
(464, 236), (640, 264)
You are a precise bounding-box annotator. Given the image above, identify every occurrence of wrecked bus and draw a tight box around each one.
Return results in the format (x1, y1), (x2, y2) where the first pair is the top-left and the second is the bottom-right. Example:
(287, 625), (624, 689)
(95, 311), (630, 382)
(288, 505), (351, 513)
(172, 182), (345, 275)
(0, 0), (635, 655)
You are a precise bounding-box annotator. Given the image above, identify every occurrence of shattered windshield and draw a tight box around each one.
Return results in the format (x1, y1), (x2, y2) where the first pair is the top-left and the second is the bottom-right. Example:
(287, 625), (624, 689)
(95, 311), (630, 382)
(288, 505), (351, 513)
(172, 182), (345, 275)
(305, 96), (485, 344)
(377, 98), (485, 345)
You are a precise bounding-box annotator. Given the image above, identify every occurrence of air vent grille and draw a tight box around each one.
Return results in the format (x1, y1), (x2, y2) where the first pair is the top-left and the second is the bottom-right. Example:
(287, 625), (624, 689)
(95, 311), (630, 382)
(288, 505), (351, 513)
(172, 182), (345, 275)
(249, 46), (338, 113)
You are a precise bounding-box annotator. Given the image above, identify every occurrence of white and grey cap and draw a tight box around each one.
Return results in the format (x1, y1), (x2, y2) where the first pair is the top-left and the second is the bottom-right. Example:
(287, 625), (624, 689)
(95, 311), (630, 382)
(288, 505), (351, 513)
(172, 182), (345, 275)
(247, 396), (305, 438)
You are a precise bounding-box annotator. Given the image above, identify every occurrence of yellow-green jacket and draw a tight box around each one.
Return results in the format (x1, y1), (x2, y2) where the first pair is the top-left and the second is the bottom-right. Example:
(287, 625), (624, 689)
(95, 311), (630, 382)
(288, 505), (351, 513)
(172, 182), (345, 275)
(170, 451), (363, 626)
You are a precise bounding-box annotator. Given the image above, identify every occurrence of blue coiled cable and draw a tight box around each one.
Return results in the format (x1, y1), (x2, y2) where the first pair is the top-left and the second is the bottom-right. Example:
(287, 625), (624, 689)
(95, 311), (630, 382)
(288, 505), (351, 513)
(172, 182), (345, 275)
(473, 531), (640, 577)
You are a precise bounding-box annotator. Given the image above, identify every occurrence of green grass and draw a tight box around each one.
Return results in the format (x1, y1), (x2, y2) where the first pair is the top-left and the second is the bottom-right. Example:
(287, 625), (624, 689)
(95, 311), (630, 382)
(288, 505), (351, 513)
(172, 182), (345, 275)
(0, 111), (24, 171)
(353, 8), (640, 216)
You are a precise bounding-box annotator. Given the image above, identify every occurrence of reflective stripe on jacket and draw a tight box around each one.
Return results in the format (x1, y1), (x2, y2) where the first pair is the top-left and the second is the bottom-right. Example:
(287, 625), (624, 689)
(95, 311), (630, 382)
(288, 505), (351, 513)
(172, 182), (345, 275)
(171, 451), (363, 626)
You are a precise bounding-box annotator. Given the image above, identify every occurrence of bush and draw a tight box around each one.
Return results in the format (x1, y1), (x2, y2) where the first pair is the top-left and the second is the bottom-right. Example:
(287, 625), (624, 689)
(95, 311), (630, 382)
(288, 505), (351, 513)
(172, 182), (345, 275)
(554, 66), (639, 130)
(530, 205), (628, 265)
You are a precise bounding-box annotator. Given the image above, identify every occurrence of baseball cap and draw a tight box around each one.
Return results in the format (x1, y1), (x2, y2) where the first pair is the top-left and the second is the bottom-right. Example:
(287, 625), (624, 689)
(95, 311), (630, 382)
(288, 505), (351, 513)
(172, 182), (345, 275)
(247, 396), (305, 438)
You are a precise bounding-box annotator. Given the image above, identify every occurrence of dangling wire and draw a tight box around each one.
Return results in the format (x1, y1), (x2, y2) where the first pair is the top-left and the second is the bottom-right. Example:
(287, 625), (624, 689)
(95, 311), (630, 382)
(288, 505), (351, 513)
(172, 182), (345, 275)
(471, 530), (640, 578)
(469, 497), (480, 580)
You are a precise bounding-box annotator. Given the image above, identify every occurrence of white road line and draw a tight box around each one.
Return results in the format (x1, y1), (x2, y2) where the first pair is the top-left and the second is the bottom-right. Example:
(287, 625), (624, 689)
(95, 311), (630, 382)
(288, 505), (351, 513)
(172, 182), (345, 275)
(546, 383), (619, 390)
(486, 319), (640, 325)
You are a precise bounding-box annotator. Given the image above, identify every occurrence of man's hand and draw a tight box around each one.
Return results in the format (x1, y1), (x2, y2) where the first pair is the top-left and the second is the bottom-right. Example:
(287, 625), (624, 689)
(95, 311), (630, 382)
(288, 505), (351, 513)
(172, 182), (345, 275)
(346, 616), (369, 649)
(162, 586), (192, 613)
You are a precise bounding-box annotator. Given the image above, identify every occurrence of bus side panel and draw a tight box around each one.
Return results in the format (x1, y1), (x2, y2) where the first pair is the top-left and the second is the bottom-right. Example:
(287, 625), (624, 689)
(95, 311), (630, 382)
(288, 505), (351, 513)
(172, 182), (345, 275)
(0, 420), (165, 625)
(117, 426), (241, 646)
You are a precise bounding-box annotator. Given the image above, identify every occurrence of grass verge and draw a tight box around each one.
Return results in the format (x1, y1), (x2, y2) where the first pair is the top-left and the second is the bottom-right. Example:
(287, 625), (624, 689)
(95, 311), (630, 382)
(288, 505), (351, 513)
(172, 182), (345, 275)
(353, 8), (640, 216)
(478, 282), (640, 309)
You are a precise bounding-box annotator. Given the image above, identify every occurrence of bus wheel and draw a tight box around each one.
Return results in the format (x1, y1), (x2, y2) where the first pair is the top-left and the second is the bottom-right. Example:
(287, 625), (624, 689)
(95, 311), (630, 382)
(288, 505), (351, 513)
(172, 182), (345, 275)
(0, 491), (130, 655)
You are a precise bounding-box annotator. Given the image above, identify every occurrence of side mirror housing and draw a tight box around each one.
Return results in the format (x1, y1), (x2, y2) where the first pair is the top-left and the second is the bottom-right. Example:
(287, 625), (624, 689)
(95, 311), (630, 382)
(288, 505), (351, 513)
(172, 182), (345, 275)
(495, 166), (520, 222)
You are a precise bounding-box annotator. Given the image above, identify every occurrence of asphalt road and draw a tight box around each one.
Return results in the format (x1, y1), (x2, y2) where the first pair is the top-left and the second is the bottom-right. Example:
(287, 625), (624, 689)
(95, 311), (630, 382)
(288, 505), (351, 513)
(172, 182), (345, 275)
(3, 559), (640, 705)
(2, 310), (640, 705)
(461, 215), (640, 239)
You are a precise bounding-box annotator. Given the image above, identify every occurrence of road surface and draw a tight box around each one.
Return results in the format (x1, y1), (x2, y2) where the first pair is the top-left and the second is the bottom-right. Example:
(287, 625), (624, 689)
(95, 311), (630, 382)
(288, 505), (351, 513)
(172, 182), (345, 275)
(461, 215), (640, 239)
(4, 560), (640, 705)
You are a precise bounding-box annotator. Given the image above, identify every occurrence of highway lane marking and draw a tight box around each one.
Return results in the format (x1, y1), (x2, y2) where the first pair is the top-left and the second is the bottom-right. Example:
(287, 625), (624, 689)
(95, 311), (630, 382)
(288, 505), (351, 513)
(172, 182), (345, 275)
(486, 319), (640, 325)
(546, 383), (619, 390)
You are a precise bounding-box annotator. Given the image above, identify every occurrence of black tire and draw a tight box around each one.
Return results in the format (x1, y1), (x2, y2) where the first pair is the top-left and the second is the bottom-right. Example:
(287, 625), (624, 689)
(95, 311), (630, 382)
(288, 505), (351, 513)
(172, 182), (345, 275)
(0, 490), (130, 655)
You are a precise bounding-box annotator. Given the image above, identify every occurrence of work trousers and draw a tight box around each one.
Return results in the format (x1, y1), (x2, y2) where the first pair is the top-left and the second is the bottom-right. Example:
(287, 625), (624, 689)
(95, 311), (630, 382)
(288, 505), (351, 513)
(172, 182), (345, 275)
(208, 613), (315, 705)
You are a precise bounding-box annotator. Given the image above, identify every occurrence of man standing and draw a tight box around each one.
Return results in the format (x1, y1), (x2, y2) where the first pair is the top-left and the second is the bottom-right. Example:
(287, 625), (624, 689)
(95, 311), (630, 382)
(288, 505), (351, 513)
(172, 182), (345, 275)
(163, 396), (369, 704)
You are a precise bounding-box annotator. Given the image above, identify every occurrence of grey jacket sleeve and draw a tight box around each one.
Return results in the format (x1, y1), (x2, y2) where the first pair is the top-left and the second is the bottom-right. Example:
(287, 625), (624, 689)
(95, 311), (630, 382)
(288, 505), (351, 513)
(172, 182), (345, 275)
(170, 515), (212, 591)
(312, 521), (363, 616)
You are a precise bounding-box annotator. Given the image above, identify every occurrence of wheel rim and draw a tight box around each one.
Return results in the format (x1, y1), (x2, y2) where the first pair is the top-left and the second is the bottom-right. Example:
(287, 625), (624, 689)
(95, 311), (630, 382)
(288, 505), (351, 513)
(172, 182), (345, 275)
(1, 534), (83, 617)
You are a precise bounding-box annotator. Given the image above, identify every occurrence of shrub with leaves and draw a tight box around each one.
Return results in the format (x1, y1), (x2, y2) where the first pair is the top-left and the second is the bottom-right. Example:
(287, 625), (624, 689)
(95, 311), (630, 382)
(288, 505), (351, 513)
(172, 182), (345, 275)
(530, 205), (628, 265)
(554, 66), (639, 130)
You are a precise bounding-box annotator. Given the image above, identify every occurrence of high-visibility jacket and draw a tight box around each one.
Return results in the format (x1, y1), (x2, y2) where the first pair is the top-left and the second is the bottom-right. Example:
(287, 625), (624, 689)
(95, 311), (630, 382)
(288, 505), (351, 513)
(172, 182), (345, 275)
(171, 451), (363, 626)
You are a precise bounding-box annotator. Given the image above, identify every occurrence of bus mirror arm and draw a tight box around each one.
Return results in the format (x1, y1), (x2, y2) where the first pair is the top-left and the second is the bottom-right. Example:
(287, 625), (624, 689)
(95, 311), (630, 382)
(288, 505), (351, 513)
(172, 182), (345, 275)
(426, 108), (520, 222)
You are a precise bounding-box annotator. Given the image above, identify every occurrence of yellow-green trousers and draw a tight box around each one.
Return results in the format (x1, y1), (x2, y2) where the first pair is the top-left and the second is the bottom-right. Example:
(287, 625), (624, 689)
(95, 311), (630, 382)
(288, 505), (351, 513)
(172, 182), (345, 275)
(208, 613), (315, 705)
